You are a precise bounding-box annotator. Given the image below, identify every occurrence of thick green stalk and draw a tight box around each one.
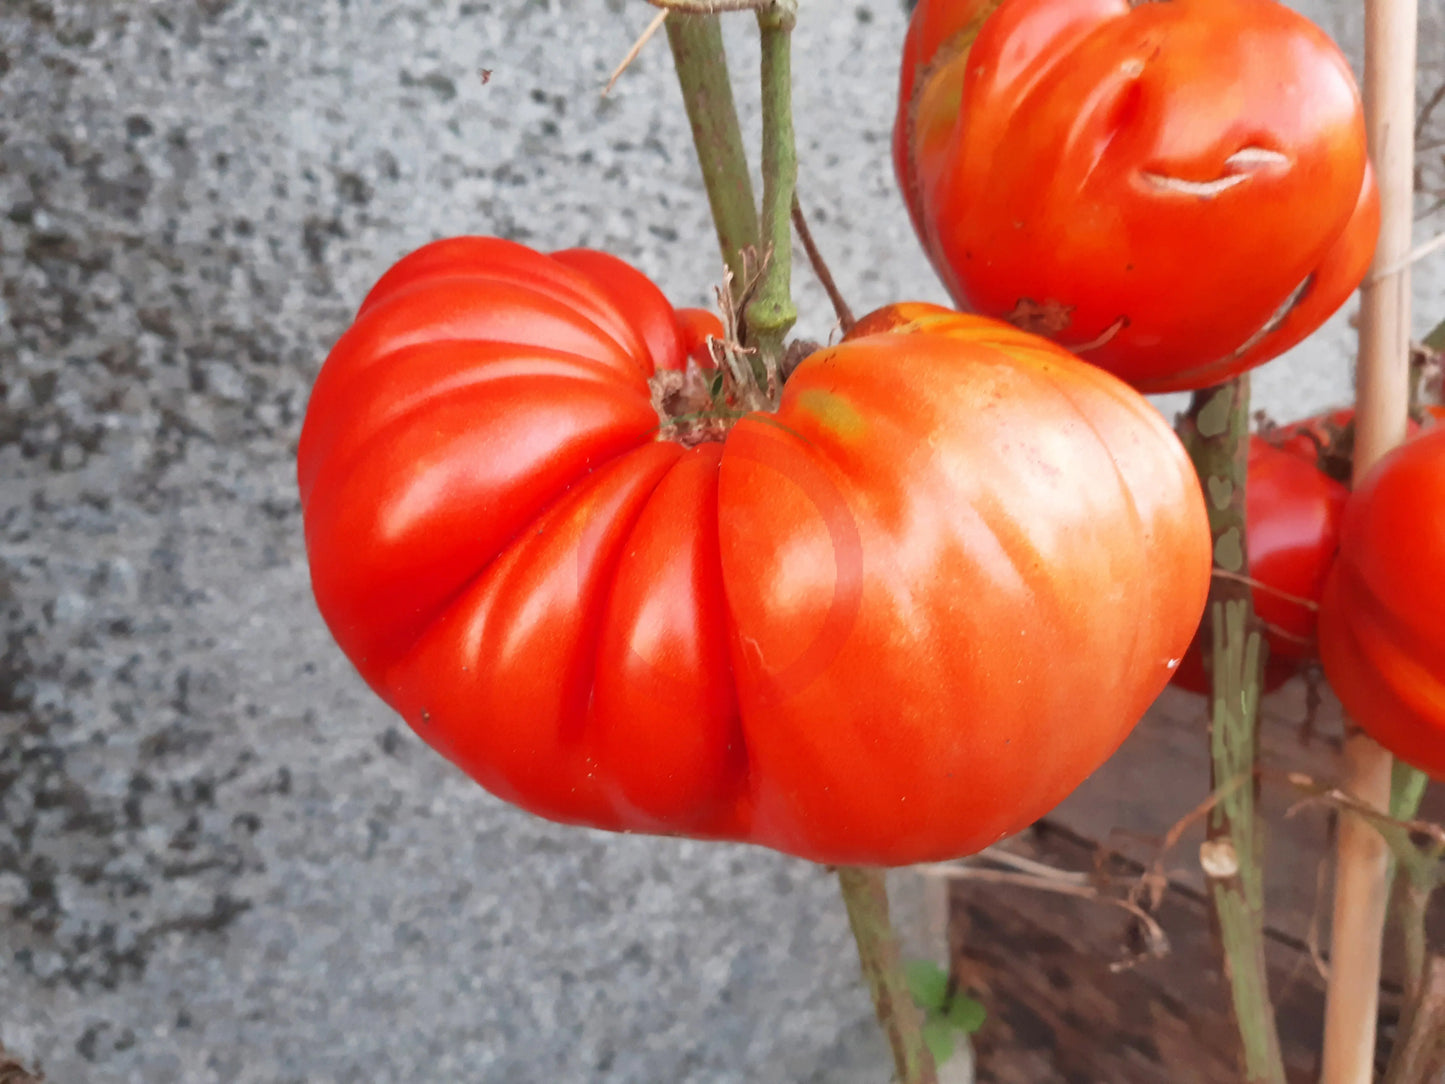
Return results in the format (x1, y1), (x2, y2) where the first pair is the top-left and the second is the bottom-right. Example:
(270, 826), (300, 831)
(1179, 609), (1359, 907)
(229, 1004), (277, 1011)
(1399, 881), (1431, 1000)
(744, 2), (798, 376)
(1388, 734), (1431, 999)
(1387, 760), (1429, 911)
(1423, 315), (1445, 352)
(661, 10), (930, 1079)
(836, 867), (938, 1084)
(664, 13), (759, 297)
(1179, 378), (1288, 1084)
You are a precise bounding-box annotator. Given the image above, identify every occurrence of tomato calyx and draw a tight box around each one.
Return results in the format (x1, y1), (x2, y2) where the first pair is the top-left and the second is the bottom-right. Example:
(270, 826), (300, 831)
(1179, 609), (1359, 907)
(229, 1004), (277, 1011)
(650, 261), (825, 446)
(1005, 298), (1133, 356)
(1410, 337), (1443, 418)
(650, 361), (736, 447)
(1256, 409), (1355, 485)
(649, 334), (823, 446)
(1250, 344), (1443, 485)
(1005, 298), (1074, 337)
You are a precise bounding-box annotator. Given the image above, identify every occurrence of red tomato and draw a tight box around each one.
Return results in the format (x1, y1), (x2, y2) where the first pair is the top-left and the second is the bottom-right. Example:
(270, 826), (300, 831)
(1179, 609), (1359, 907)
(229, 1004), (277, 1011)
(673, 305), (723, 370)
(549, 247), (721, 373)
(298, 241), (1211, 865)
(895, 0), (1378, 392)
(1172, 433), (1348, 694)
(1318, 426), (1445, 776)
(1172, 406), (1445, 695)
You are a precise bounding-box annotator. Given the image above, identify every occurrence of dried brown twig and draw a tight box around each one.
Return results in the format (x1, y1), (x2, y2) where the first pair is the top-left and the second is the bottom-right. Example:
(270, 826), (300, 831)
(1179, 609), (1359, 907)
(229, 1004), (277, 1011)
(647, 0), (778, 11)
(791, 195), (856, 334)
(1279, 770), (1445, 854)
(1210, 568), (1320, 611)
(0, 1041), (44, 1084)
(1128, 779), (1240, 913)
(917, 850), (1172, 970)
(603, 10), (668, 96)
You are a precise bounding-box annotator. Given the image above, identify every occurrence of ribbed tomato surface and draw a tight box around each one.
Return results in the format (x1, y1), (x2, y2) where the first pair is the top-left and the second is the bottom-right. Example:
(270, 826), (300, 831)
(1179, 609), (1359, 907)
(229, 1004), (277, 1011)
(298, 240), (1212, 864)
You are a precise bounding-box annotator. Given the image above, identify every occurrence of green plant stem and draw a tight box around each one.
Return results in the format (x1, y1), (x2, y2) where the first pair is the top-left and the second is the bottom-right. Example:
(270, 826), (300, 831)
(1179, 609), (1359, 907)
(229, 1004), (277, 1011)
(1382, 956), (1445, 1084)
(1179, 377), (1288, 1084)
(1387, 763), (1432, 999)
(663, 13), (759, 298)
(744, 2), (798, 377)
(1423, 315), (1445, 352)
(663, 12), (927, 1079)
(1371, 815), (1445, 1082)
(1385, 760), (1429, 896)
(836, 867), (938, 1084)
(1400, 881), (1431, 1000)
(1391, 761), (1430, 822)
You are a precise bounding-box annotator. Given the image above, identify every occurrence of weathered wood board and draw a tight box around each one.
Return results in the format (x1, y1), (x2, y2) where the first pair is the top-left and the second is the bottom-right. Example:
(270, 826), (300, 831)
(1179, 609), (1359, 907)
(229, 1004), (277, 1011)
(946, 681), (1445, 1083)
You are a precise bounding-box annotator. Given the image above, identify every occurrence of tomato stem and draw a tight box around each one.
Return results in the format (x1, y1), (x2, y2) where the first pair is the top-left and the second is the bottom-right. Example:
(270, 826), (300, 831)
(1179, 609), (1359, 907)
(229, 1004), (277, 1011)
(792, 194), (857, 333)
(664, 13), (760, 300)
(1381, 958), (1445, 1084)
(1380, 764), (1441, 1081)
(836, 867), (939, 1084)
(1389, 759), (1430, 829)
(1424, 315), (1445, 355)
(1408, 323), (1443, 418)
(745, 2), (799, 380)
(1179, 376), (1288, 1084)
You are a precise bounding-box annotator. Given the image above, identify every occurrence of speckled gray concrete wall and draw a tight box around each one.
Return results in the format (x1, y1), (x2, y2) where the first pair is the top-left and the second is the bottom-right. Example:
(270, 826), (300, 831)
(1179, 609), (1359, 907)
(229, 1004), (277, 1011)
(1, 1), (1441, 1082)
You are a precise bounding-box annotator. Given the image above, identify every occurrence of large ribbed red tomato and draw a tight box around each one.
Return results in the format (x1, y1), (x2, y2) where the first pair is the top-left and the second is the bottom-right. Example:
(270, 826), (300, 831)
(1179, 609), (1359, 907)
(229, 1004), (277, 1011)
(894, 0), (1378, 392)
(297, 239), (1211, 865)
(1319, 426), (1445, 776)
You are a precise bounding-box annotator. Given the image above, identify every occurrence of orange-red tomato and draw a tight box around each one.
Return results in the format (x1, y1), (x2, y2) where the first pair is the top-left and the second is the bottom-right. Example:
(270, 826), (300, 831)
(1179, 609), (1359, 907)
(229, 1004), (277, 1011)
(1318, 426), (1445, 777)
(895, 0), (1378, 392)
(298, 240), (1211, 865)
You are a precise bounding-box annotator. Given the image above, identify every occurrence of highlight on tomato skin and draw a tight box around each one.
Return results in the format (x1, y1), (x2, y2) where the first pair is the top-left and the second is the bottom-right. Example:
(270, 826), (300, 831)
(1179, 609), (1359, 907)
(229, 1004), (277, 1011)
(297, 238), (1214, 867)
(1317, 426), (1445, 778)
(895, 0), (1378, 393)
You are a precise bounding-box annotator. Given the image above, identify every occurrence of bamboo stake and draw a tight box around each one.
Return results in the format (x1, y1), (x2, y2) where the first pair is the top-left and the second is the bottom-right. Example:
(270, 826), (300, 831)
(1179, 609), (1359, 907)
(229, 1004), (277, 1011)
(1319, 0), (1419, 1072)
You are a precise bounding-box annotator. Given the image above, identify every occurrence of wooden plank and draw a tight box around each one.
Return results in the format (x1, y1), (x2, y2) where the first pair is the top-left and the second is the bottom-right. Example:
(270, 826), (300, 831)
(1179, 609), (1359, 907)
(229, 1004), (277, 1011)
(948, 822), (1329, 1083)
(945, 679), (1445, 1082)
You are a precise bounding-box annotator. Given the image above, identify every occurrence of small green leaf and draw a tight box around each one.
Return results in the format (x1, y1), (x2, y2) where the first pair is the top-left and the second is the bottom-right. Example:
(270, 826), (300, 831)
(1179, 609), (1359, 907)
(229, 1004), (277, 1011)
(903, 959), (949, 1011)
(922, 1015), (955, 1065)
(945, 993), (987, 1034)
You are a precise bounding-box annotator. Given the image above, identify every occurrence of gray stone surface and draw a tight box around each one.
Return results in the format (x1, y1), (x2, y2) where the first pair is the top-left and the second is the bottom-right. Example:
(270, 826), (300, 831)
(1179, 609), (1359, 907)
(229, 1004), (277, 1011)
(0, 0), (1441, 1082)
